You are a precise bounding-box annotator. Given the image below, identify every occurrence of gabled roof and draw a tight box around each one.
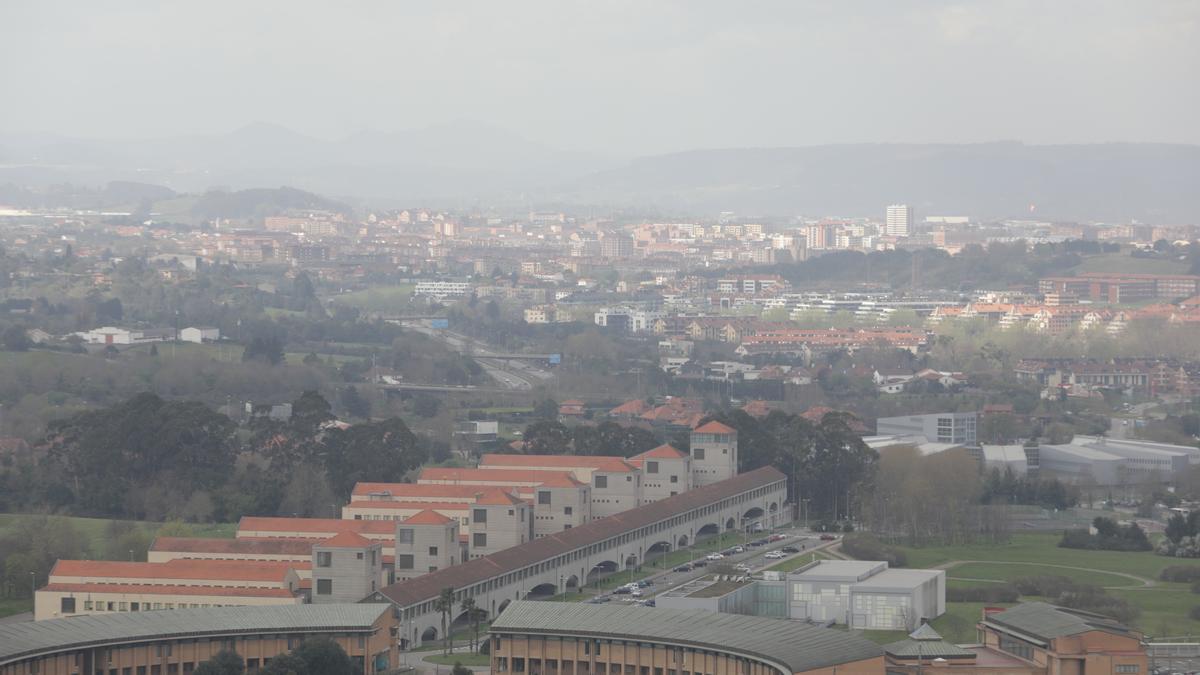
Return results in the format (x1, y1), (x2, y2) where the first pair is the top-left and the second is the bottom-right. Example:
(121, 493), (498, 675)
(320, 531), (374, 548)
(481, 453), (636, 473)
(237, 517), (397, 536)
(403, 509), (455, 526)
(475, 490), (527, 506)
(379, 467), (786, 609)
(50, 559), (298, 583)
(631, 444), (689, 460)
(693, 420), (736, 434)
(609, 399), (651, 416)
(150, 537), (314, 557)
(983, 602), (1137, 643)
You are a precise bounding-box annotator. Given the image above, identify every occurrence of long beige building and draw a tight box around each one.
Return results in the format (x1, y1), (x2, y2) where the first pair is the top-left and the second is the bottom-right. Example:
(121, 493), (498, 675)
(35, 559), (305, 621)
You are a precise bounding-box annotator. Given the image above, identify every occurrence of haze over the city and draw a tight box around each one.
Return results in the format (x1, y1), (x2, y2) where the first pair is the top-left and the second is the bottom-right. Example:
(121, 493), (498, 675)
(2, 0), (1198, 153)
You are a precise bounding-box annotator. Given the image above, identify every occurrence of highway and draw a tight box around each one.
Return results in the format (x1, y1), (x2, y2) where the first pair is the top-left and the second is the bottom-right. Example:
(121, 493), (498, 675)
(409, 325), (553, 392)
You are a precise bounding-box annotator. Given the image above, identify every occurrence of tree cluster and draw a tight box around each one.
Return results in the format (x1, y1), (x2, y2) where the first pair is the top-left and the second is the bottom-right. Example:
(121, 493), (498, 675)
(193, 637), (355, 675)
(1059, 517), (1152, 552)
(7, 390), (426, 522)
(1156, 511), (1200, 558)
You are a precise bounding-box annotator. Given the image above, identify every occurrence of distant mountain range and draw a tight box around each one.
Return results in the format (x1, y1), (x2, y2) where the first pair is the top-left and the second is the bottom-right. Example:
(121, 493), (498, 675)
(2, 123), (1198, 222)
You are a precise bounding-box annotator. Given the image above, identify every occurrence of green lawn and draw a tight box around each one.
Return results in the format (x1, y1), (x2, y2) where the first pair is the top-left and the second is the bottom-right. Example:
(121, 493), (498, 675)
(0, 598), (31, 618)
(1109, 586), (1200, 640)
(424, 652), (491, 666)
(871, 532), (1200, 638)
(329, 285), (417, 312)
(409, 623), (491, 652)
(948, 562), (1134, 588)
(895, 533), (1184, 581)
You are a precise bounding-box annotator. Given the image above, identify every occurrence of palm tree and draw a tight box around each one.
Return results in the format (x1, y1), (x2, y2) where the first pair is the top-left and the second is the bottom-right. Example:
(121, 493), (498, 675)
(435, 586), (456, 656)
(460, 596), (479, 651)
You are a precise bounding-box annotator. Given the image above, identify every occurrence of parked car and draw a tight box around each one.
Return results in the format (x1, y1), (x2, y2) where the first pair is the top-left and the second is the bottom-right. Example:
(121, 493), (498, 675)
(631, 588), (643, 597)
(781, 546), (800, 553)
(613, 586), (632, 594)
(730, 545), (745, 553)
(636, 580), (652, 588)
(749, 539), (769, 547)
(692, 559), (709, 567)
(819, 534), (837, 541)
(734, 563), (752, 572)
(764, 550), (787, 559)
(769, 534), (788, 542)
(673, 564), (693, 573)
(706, 553), (724, 560)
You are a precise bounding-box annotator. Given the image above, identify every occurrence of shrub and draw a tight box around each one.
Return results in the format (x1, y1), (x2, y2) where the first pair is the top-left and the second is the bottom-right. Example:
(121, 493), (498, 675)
(840, 533), (907, 567)
(1161, 565), (1200, 583)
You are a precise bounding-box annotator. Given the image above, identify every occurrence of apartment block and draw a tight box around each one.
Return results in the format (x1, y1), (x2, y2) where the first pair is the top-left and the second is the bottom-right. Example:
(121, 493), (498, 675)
(690, 421), (739, 486)
(394, 510), (461, 580)
(627, 444), (692, 502)
(311, 532), (384, 604)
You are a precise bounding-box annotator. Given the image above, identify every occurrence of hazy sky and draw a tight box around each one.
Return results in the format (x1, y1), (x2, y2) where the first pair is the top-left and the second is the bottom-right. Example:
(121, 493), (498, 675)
(2, 1), (1197, 154)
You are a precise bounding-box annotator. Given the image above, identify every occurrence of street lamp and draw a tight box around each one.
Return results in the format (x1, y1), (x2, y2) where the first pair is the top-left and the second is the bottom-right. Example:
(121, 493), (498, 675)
(30, 571), (35, 600)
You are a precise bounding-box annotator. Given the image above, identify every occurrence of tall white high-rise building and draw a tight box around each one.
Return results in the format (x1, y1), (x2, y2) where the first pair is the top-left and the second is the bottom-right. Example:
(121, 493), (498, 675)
(886, 204), (914, 237)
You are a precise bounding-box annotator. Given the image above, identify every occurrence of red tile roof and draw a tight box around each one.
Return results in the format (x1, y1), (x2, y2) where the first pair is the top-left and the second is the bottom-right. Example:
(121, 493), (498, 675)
(419, 467), (585, 488)
(237, 517), (397, 536)
(693, 420), (736, 434)
(50, 559), (298, 583)
(631, 444), (689, 460)
(609, 400), (651, 416)
(321, 531), (374, 548)
(150, 537), (313, 557)
(403, 509), (455, 526)
(379, 466), (786, 608)
(480, 454), (636, 473)
(343, 500), (473, 511)
(352, 482), (515, 499)
(40, 582), (297, 599)
(475, 490), (527, 506)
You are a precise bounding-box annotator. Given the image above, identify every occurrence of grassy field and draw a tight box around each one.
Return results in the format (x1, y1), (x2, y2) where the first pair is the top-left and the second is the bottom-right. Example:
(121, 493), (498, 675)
(0, 598), (31, 618)
(896, 533), (1184, 580)
(330, 285), (417, 312)
(0, 513), (236, 555)
(948, 562), (1135, 588)
(882, 532), (1200, 638)
(424, 652), (491, 666)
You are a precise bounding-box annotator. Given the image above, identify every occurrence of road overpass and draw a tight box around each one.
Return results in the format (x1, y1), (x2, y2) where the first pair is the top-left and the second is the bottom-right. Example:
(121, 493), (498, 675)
(367, 466), (789, 648)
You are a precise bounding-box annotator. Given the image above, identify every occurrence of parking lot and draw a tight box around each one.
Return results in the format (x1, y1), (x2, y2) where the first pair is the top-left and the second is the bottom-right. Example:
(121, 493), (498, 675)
(583, 527), (835, 606)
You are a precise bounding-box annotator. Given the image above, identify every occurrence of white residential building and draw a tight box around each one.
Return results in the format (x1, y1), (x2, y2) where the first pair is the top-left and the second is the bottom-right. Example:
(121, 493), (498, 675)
(886, 204), (914, 237)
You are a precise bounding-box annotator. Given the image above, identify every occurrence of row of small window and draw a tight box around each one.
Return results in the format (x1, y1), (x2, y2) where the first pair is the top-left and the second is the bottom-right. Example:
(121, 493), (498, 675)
(67, 598), (232, 613)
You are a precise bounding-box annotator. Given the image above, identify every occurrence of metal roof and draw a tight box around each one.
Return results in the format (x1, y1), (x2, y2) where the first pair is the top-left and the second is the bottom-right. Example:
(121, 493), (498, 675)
(491, 601), (881, 673)
(0, 604), (389, 666)
(983, 602), (1135, 643)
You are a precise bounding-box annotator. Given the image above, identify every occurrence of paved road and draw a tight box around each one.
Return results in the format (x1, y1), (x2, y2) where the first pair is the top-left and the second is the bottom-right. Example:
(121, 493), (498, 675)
(583, 527), (836, 607)
(410, 327), (549, 392)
